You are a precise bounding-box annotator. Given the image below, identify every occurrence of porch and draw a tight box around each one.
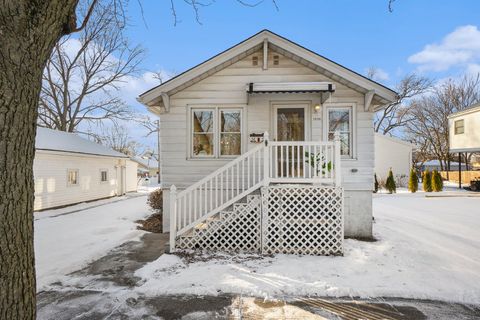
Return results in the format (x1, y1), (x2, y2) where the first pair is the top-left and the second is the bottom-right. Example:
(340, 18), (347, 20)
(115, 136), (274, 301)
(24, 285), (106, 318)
(169, 134), (344, 255)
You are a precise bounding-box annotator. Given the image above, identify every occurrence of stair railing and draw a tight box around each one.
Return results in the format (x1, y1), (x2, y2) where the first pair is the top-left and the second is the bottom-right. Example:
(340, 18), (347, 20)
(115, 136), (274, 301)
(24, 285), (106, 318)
(169, 132), (342, 251)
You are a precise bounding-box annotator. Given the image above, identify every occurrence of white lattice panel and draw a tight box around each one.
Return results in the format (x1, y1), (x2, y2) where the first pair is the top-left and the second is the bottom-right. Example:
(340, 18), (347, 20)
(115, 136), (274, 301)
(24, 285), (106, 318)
(261, 185), (343, 255)
(177, 195), (261, 252)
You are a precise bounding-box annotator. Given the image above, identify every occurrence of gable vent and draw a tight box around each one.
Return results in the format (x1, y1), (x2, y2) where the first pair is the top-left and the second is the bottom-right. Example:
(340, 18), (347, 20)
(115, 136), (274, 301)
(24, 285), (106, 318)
(252, 56), (259, 66)
(273, 55), (280, 66)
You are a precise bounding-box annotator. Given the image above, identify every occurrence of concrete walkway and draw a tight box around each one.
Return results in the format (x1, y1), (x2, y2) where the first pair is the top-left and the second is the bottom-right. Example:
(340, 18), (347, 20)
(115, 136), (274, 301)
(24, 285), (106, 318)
(37, 233), (480, 320)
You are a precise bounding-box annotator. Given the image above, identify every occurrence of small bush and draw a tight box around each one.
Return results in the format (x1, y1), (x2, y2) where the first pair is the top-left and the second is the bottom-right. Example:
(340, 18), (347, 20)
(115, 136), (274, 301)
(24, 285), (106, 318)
(374, 174), (379, 193)
(147, 189), (163, 213)
(408, 167), (418, 193)
(422, 170), (432, 192)
(395, 174), (408, 188)
(385, 168), (396, 194)
(432, 170), (443, 192)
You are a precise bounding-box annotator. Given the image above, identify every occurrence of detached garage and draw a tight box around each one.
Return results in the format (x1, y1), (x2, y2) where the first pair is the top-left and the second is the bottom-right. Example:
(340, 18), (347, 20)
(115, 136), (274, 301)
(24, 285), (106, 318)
(34, 127), (138, 211)
(375, 133), (416, 182)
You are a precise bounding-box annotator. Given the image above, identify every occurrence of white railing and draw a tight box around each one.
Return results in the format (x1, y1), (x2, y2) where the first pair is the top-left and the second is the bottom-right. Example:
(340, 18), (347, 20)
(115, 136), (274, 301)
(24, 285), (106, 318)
(170, 132), (342, 251)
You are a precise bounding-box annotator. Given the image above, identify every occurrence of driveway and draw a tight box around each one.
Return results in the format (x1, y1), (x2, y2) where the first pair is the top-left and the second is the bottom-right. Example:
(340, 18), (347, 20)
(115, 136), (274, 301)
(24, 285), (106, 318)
(37, 232), (480, 320)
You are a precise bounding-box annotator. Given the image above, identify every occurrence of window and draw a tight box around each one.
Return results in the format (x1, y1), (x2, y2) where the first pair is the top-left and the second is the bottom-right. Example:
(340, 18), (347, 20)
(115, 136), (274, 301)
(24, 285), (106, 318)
(220, 110), (242, 155)
(100, 170), (108, 182)
(192, 110), (214, 157)
(191, 108), (242, 158)
(67, 169), (79, 186)
(454, 119), (464, 135)
(327, 108), (353, 157)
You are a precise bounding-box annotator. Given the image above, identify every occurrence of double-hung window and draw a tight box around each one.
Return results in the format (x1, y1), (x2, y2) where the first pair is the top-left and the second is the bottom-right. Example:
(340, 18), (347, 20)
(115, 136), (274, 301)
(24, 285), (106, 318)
(191, 107), (242, 158)
(454, 119), (464, 135)
(327, 107), (353, 158)
(67, 169), (79, 186)
(100, 170), (108, 182)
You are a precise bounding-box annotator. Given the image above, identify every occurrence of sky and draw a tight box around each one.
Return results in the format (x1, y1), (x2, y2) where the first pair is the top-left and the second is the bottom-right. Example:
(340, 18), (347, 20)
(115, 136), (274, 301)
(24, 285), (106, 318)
(112, 0), (480, 150)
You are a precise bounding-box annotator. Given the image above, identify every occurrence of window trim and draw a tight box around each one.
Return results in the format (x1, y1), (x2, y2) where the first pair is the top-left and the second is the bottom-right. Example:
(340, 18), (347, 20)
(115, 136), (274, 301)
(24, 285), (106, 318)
(454, 119), (465, 135)
(191, 108), (216, 159)
(188, 105), (245, 159)
(100, 169), (108, 183)
(323, 103), (356, 159)
(67, 169), (79, 187)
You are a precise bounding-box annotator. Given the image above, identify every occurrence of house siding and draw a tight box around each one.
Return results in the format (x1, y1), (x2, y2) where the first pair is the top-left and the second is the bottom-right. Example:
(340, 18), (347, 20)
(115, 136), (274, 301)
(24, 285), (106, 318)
(33, 151), (126, 211)
(158, 49), (376, 237)
(160, 49), (374, 190)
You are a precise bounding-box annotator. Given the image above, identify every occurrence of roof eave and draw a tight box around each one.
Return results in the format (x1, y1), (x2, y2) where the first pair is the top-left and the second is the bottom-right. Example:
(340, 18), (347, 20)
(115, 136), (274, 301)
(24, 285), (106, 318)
(138, 29), (398, 106)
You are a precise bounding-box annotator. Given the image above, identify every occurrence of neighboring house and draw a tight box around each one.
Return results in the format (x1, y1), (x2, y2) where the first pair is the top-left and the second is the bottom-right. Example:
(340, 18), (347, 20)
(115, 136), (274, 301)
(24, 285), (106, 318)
(374, 133), (415, 181)
(34, 127), (138, 211)
(131, 156), (160, 178)
(138, 30), (397, 254)
(449, 102), (480, 156)
(421, 160), (466, 172)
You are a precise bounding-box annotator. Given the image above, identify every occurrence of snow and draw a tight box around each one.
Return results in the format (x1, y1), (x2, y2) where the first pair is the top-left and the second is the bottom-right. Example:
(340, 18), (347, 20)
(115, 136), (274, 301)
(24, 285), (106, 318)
(35, 195), (150, 290)
(134, 192), (480, 304)
(131, 156), (159, 169)
(36, 127), (128, 158)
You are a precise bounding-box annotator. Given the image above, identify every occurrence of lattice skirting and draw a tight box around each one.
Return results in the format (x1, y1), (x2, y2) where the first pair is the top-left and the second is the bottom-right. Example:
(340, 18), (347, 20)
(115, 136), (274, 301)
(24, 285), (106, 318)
(176, 185), (343, 256)
(177, 195), (261, 252)
(261, 185), (343, 255)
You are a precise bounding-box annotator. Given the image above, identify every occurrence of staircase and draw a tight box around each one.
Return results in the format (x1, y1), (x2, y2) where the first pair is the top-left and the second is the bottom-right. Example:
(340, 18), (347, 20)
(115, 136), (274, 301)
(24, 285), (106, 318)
(177, 193), (262, 252)
(169, 132), (343, 253)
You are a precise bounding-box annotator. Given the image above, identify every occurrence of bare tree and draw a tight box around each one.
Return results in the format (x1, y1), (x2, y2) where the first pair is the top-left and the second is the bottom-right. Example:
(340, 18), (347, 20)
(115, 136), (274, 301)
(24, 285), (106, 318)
(93, 124), (144, 156)
(406, 74), (480, 170)
(374, 74), (432, 135)
(38, 0), (144, 133)
(0, 1), (395, 317)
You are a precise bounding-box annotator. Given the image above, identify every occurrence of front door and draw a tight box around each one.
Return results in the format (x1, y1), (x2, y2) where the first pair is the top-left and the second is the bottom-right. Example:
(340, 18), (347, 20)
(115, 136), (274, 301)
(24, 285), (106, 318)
(274, 105), (306, 141)
(273, 104), (307, 178)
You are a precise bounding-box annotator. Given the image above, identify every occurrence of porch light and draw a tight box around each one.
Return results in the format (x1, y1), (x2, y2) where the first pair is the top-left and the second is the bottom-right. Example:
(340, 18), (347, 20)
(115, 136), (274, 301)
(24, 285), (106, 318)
(314, 104), (321, 113)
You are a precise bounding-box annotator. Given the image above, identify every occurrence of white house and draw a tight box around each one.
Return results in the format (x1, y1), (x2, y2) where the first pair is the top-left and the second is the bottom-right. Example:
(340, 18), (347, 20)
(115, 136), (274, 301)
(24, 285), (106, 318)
(131, 156), (160, 178)
(34, 127), (138, 211)
(421, 160), (466, 172)
(139, 30), (397, 255)
(449, 102), (480, 155)
(374, 133), (415, 181)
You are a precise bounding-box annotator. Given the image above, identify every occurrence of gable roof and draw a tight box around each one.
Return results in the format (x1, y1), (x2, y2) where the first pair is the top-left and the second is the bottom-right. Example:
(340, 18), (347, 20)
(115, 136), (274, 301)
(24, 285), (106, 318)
(448, 102), (480, 118)
(36, 127), (128, 158)
(131, 156), (159, 169)
(375, 133), (417, 149)
(138, 29), (397, 113)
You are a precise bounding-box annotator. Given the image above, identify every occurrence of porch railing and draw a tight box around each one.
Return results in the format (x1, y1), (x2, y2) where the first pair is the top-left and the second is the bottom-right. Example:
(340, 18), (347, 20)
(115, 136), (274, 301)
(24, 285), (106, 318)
(169, 132), (342, 251)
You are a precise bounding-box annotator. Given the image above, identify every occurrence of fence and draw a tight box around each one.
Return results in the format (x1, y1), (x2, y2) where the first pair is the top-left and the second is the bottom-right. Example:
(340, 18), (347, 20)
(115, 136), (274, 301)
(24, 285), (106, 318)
(440, 171), (480, 183)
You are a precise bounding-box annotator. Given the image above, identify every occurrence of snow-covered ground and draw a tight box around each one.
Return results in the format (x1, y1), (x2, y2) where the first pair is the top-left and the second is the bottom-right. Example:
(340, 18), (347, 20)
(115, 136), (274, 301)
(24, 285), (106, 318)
(135, 192), (480, 304)
(35, 195), (152, 290)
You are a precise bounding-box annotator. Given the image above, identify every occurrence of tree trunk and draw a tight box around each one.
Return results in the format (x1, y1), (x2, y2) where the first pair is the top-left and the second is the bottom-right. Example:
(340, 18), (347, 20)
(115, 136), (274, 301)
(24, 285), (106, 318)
(0, 1), (78, 318)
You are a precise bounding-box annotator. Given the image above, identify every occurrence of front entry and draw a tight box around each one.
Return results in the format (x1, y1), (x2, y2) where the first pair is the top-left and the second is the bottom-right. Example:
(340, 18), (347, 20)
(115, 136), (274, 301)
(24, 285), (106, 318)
(273, 104), (308, 178)
(274, 105), (307, 141)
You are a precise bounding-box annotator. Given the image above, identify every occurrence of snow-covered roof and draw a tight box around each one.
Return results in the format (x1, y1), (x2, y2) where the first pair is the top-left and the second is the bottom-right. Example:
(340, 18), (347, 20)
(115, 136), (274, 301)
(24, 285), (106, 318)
(422, 160), (464, 166)
(374, 133), (417, 148)
(36, 127), (128, 158)
(131, 156), (159, 169)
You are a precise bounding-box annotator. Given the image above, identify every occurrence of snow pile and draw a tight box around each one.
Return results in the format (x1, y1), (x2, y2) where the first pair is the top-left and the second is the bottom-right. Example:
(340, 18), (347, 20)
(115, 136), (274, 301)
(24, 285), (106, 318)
(134, 193), (480, 304)
(35, 196), (150, 290)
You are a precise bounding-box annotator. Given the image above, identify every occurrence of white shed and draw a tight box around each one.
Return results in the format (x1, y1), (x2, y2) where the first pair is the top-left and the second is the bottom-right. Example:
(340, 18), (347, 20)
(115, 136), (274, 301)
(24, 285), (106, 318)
(34, 127), (138, 211)
(374, 133), (415, 181)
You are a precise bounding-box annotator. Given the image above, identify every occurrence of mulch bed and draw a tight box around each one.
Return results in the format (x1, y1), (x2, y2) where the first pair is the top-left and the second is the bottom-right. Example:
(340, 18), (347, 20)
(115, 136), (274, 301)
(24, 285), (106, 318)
(136, 213), (162, 233)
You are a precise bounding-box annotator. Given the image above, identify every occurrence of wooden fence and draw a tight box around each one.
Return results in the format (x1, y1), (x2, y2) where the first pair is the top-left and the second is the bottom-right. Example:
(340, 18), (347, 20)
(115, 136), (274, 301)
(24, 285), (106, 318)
(440, 171), (480, 183)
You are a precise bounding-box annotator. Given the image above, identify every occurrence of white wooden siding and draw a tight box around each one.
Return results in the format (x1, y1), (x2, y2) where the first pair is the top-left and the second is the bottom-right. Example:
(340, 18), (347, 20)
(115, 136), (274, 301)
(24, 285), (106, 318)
(33, 151), (125, 210)
(160, 49), (373, 191)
